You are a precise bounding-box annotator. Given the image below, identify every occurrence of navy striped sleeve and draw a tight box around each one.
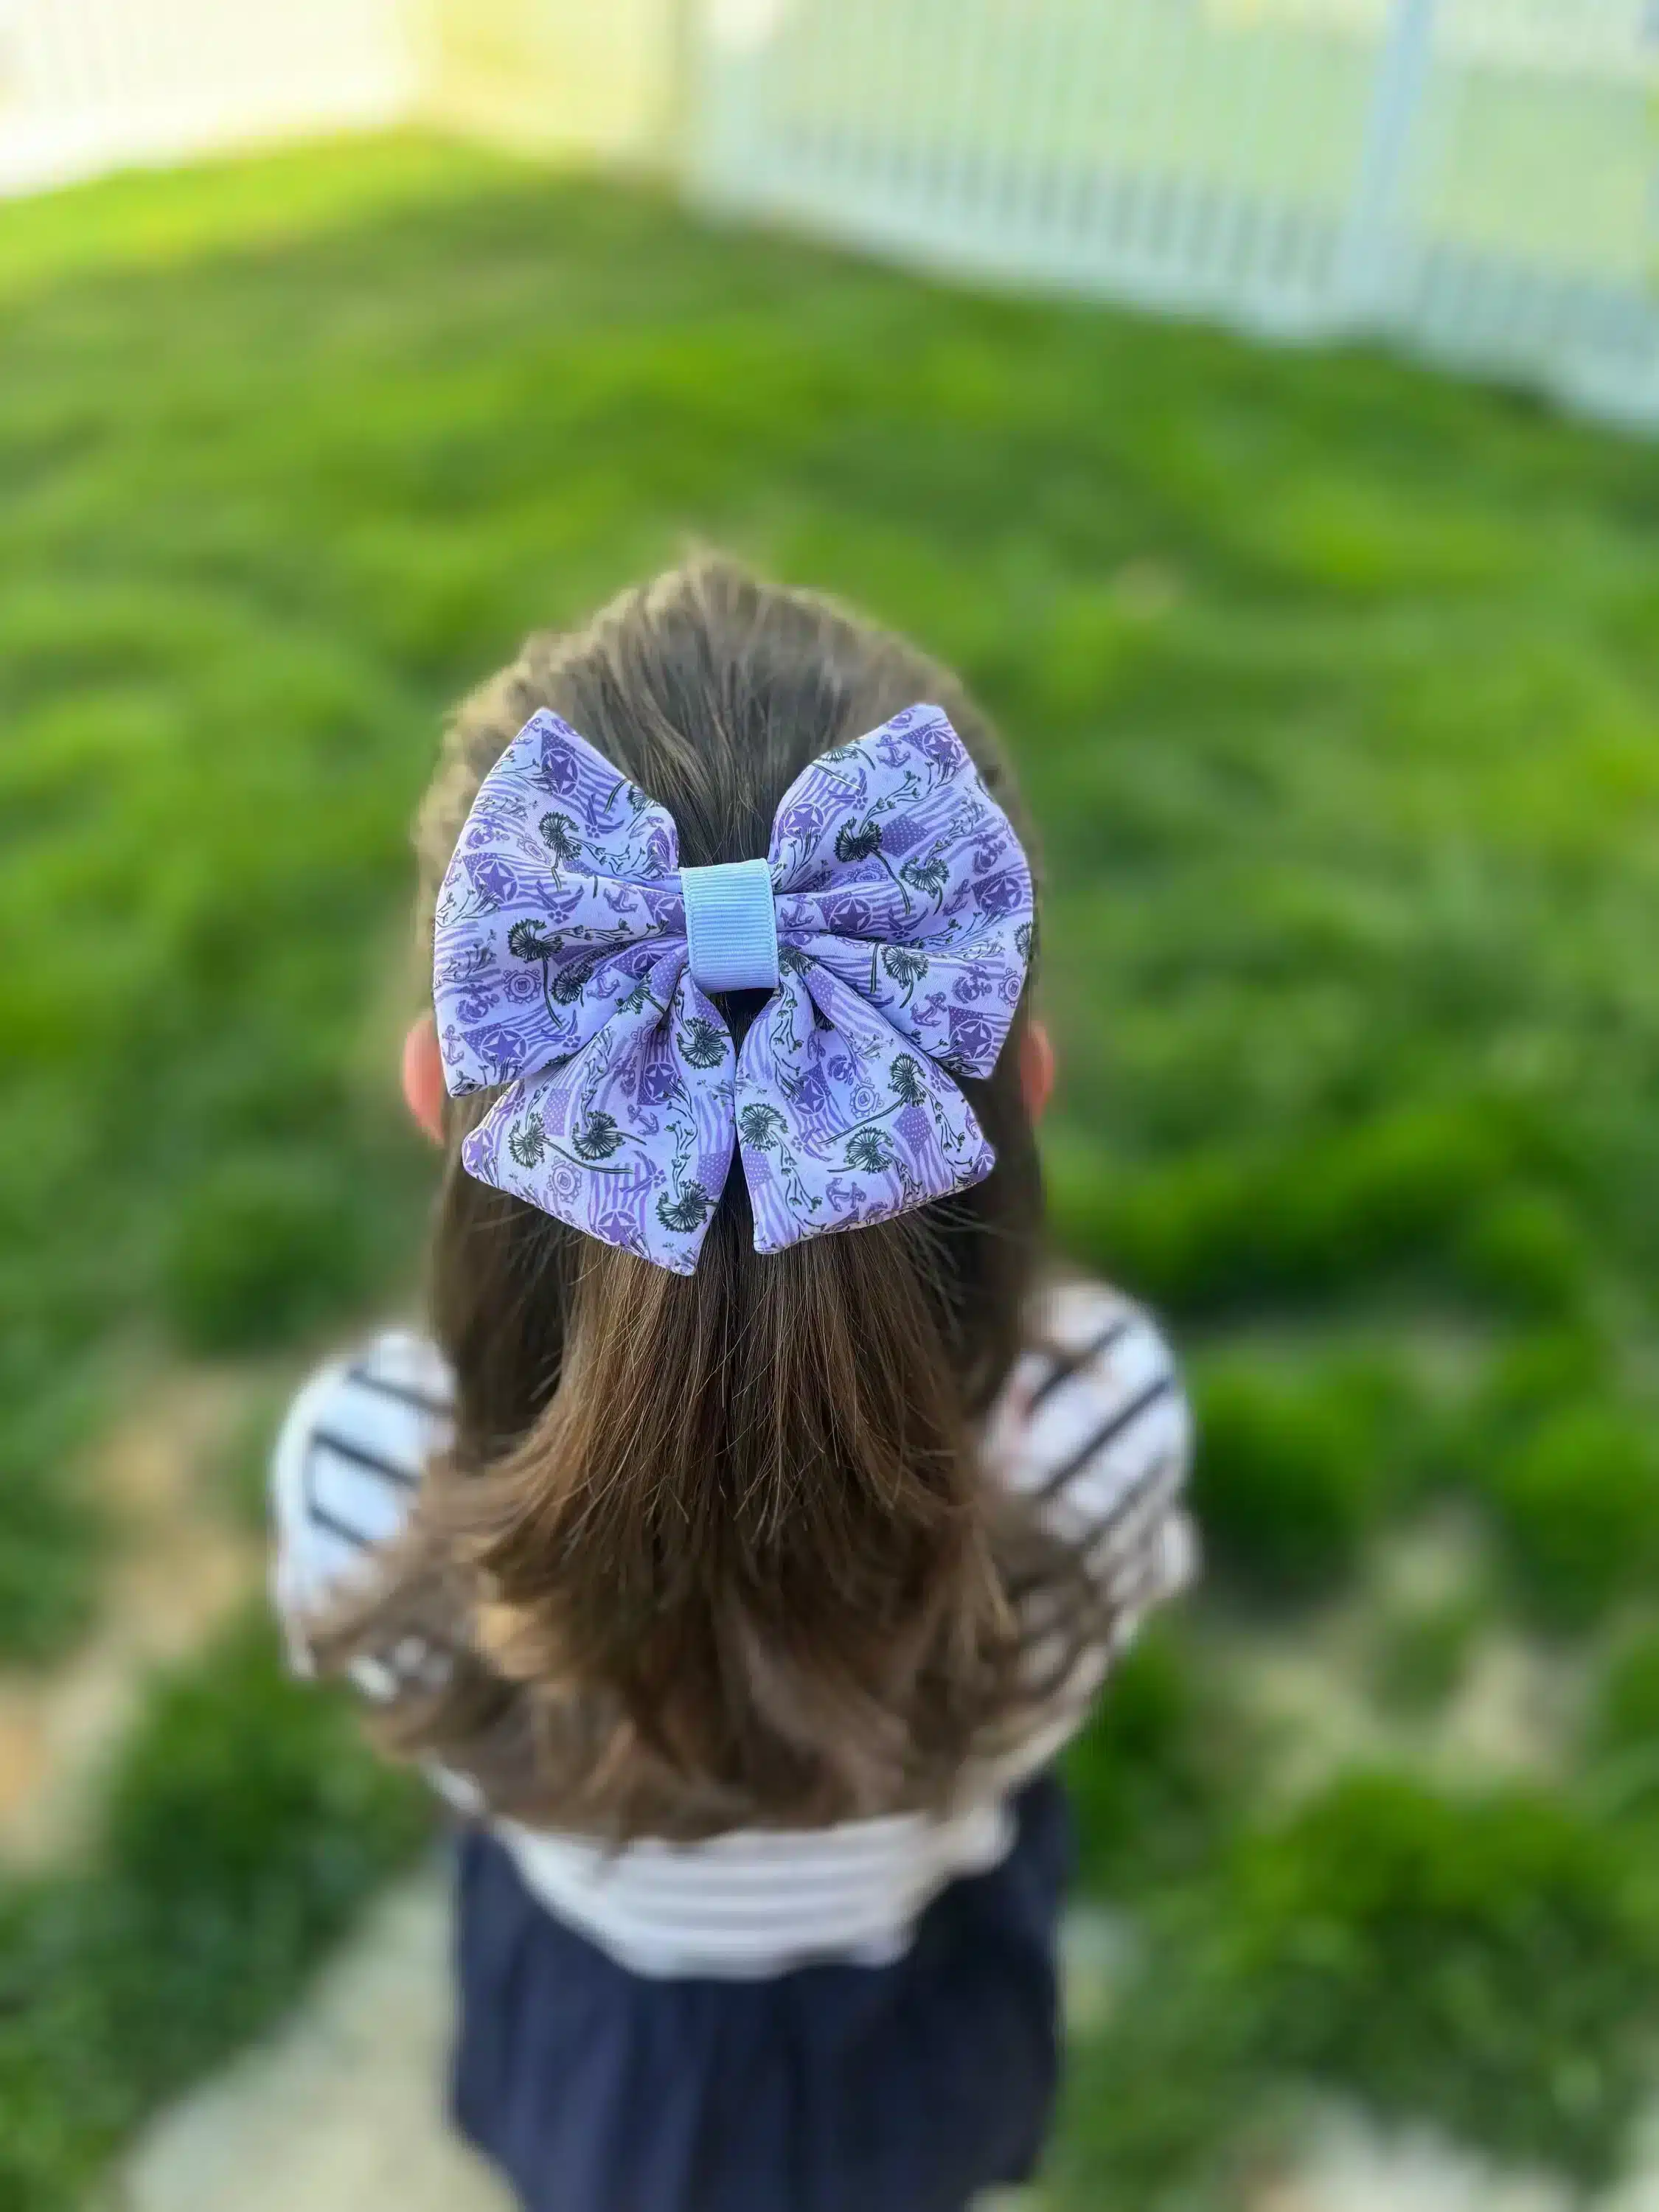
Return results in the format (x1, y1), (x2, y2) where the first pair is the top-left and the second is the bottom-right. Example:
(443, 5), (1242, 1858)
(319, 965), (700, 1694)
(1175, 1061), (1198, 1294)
(269, 1328), (454, 1676)
(990, 1278), (1197, 1635)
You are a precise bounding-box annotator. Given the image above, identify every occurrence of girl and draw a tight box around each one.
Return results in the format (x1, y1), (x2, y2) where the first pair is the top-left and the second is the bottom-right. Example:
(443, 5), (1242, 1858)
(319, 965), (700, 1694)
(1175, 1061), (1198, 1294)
(272, 558), (1193, 2212)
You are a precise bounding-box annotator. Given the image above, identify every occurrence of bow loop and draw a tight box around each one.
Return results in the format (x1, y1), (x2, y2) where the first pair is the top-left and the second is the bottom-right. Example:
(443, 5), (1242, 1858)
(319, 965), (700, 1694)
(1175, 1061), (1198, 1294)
(434, 703), (1034, 1270)
(434, 711), (685, 1095)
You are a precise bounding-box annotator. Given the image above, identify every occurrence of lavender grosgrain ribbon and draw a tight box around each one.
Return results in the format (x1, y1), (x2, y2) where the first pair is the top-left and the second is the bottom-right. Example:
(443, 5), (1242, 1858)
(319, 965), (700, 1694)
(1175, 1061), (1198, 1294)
(433, 702), (1035, 1273)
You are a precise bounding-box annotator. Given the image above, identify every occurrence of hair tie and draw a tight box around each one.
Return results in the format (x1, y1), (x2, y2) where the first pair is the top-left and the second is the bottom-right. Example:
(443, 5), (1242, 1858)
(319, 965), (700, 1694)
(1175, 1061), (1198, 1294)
(433, 702), (1035, 1272)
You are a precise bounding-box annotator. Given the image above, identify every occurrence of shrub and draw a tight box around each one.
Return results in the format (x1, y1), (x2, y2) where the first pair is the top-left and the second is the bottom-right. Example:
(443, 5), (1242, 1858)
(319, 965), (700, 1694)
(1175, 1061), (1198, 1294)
(1190, 1358), (1385, 1600)
(1584, 1628), (1659, 1843)
(1285, 1107), (1520, 1302)
(1451, 1189), (1590, 1323)
(1234, 1773), (1658, 2184)
(0, 1613), (427, 2209)
(161, 1152), (374, 1354)
(1051, 1771), (1659, 2201)
(1046, 1907), (1267, 2212)
(1483, 1402), (1659, 1631)
(1048, 1105), (1520, 1319)
(97, 1615), (430, 2088)
(1064, 1624), (1238, 1893)
(0, 1377), (105, 1662)
(0, 1458), (100, 1664)
(1475, 1326), (1609, 1430)
(1589, 1627), (1659, 1767)
(1048, 1142), (1265, 1316)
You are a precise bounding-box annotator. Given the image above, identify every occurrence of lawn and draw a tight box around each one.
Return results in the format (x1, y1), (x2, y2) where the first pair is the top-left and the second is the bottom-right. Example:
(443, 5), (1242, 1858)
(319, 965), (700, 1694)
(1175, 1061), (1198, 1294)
(5, 128), (1659, 2206)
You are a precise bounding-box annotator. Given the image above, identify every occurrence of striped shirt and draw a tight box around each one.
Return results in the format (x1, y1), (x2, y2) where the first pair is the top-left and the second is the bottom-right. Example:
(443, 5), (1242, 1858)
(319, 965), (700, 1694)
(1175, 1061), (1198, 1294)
(270, 1279), (1194, 1978)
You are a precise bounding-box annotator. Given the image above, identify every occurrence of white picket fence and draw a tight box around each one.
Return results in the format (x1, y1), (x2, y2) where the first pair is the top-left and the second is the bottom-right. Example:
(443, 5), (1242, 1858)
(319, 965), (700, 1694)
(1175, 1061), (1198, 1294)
(0, 0), (418, 195)
(3, 0), (1659, 430)
(687, 0), (1659, 428)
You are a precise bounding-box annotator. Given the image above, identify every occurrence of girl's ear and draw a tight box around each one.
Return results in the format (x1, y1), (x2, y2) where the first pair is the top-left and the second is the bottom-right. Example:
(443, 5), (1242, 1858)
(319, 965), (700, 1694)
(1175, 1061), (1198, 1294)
(1019, 1018), (1056, 1123)
(402, 1013), (448, 1146)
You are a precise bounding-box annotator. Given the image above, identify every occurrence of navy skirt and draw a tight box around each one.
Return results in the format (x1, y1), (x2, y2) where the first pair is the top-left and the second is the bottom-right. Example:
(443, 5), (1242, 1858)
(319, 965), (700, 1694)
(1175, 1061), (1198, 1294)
(451, 1776), (1072, 2212)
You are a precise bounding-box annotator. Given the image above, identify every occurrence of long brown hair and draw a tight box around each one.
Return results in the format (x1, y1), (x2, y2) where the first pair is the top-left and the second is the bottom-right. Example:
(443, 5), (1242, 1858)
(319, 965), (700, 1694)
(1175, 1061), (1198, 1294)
(319, 557), (1080, 1837)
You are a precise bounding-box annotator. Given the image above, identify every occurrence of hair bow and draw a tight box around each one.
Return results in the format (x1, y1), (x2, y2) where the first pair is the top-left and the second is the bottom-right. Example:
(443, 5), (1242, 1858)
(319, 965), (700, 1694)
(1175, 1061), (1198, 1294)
(433, 702), (1035, 1272)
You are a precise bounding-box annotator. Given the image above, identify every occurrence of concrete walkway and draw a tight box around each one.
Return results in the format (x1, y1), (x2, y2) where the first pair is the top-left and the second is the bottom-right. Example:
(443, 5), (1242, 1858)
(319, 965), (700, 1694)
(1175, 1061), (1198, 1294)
(115, 1863), (1062, 2211)
(0, 1371), (257, 1868)
(118, 1867), (512, 2212)
(114, 1865), (1656, 2212)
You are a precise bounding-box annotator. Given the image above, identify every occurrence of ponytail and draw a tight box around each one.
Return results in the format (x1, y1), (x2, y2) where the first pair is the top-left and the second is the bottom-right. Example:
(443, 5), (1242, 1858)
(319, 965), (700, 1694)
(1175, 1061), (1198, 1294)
(468, 1187), (1032, 1826)
(316, 557), (1055, 1834)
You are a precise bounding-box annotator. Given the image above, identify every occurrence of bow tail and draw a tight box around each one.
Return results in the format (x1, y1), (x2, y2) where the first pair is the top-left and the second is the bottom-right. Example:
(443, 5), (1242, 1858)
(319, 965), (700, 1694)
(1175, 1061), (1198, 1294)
(460, 950), (736, 1273)
(734, 963), (996, 1255)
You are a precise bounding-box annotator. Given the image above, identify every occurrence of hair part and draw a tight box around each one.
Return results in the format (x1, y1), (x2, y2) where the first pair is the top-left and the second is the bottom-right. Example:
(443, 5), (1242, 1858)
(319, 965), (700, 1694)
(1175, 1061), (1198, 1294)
(317, 557), (1093, 1837)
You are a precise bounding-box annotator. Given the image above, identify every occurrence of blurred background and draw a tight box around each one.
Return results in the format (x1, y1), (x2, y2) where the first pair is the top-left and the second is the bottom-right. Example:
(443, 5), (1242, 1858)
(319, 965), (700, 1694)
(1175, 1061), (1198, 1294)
(4, 3), (1659, 2207)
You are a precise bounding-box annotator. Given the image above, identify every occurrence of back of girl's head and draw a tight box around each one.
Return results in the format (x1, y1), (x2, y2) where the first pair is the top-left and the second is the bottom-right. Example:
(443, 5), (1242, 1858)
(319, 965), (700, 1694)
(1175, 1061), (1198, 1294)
(333, 557), (1050, 1834)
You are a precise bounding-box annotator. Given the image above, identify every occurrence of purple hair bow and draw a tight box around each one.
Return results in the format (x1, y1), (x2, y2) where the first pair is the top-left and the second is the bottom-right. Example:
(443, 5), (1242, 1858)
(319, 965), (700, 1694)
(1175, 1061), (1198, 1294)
(433, 702), (1035, 1273)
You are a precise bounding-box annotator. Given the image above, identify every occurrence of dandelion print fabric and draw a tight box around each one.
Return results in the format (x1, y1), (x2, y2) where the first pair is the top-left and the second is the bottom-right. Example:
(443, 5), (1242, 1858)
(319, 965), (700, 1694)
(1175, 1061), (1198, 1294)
(433, 703), (1034, 1270)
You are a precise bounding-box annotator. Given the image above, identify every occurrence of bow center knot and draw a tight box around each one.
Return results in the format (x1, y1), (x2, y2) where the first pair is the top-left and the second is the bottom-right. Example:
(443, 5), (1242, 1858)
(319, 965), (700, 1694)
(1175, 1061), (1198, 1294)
(679, 859), (779, 995)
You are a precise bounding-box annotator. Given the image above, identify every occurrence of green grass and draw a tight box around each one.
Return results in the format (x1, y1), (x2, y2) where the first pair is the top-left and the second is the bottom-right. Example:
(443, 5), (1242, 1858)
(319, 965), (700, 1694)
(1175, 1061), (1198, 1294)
(0, 1615), (427, 2211)
(7, 130), (1659, 2194)
(1063, 1621), (1245, 1892)
(1051, 1774), (1659, 2205)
